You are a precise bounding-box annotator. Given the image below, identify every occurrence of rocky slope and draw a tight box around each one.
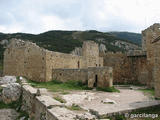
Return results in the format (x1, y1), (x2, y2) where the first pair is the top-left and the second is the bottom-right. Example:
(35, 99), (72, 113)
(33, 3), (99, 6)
(109, 32), (142, 45)
(0, 30), (141, 61)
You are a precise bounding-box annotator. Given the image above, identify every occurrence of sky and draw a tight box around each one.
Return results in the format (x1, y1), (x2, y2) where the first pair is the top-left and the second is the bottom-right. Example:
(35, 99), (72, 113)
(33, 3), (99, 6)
(0, 0), (160, 34)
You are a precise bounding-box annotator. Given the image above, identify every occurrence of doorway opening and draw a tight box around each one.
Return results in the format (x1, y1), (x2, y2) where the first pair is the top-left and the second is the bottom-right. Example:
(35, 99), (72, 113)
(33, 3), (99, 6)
(94, 74), (98, 87)
(78, 61), (80, 68)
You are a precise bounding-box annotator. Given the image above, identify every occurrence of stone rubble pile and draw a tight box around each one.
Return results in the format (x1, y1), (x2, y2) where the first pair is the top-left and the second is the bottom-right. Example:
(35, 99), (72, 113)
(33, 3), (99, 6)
(0, 76), (21, 104)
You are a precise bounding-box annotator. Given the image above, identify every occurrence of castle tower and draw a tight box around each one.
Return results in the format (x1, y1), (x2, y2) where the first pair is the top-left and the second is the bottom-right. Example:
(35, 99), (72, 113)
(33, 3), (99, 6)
(82, 41), (99, 57)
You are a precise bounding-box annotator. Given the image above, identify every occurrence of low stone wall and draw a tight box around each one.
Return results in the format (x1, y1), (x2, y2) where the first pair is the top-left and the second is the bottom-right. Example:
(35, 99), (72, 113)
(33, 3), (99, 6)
(21, 81), (96, 120)
(21, 84), (60, 120)
(52, 67), (113, 88)
(52, 68), (88, 84)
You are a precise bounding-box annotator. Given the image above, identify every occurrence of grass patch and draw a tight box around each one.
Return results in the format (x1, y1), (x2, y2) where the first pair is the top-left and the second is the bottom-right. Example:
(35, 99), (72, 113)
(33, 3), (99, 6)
(16, 76), (21, 84)
(27, 80), (92, 92)
(66, 104), (83, 111)
(60, 91), (70, 95)
(0, 100), (23, 109)
(53, 96), (66, 103)
(16, 111), (29, 120)
(139, 88), (155, 96)
(27, 79), (120, 93)
(96, 86), (120, 93)
(114, 82), (146, 87)
(0, 86), (3, 93)
(0, 101), (12, 109)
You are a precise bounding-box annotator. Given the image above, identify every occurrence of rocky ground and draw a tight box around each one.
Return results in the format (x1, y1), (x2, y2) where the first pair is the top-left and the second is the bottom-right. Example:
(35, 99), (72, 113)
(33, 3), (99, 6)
(50, 88), (160, 117)
(38, 84), (160, 119)
(0, 76), (29, 120)
(0, 76), (159, 120)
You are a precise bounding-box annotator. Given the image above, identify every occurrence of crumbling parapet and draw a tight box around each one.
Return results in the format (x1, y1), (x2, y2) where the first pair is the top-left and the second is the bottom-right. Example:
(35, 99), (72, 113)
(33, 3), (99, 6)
(142, 23), (160, 52)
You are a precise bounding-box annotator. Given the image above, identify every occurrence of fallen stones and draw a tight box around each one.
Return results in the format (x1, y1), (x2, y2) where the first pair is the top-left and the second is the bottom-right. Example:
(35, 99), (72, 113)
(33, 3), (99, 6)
(2, 83), (21, 104)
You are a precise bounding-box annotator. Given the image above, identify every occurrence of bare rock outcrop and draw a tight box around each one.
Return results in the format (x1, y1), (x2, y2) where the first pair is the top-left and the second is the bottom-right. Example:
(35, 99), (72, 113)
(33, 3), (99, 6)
(71, 47), (82, 56)
(99, 43), (107, 54)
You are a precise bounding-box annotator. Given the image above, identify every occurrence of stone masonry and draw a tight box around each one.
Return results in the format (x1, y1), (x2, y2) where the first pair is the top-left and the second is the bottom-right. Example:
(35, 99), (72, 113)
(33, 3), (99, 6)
(52, 67), (113, 88)
(142, 23), (160, 98)
(3, 39), (103, 82)
(142, 23), (160, 88)
(100, 51), (149, 86)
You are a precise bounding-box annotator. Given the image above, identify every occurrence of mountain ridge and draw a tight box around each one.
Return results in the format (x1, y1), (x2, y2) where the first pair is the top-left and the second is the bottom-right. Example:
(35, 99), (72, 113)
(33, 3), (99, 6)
(0, 30), (142, 62)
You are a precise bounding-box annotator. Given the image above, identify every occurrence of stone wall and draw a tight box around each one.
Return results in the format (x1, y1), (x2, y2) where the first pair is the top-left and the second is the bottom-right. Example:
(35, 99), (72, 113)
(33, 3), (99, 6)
(101, 52), (150, 86)
(3, 39), (103, 82)
(22, 84), (62, 120)
(101, 52), (127, 84)
(141, 23), (160, 87)
(153, 40), (160, 98)
(45, 51), (87, 81)
(82, 41), (99, 58)
(52, 67), (113, 88)
(87, 67), (113, 88)
(3, 39), (46, 82)
(126, 55), (149, 85)
(45, 48), (103, 81)
(52, 68), (88, 84)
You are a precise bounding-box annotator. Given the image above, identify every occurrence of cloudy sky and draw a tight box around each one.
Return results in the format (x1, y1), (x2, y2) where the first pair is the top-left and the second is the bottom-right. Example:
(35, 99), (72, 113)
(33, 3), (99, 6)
(0, 0), (160, 34)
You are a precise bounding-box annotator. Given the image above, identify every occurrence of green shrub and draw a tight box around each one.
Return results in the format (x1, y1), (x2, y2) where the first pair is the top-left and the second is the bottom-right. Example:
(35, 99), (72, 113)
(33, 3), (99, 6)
(53, 96), (66, 103)
(66, 104), (83, 111)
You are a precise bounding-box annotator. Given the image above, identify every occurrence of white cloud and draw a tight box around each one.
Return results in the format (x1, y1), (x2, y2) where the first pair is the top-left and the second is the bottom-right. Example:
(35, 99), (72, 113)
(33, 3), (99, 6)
(0, 0), (160, 33)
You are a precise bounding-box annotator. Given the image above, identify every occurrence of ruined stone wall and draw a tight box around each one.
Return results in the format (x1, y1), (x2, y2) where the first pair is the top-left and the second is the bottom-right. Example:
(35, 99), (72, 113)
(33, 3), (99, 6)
(3, 39), (46, 82)
(45, 41), (103, 81)
(52, 67), (113, 88)
(3, 40), (26, 76)
(101, 52), (149, 86)
(101, 52), (127, 84)
(22, 84), (60, 120)
(141, 23), (160, 87)
(52, 68), (88, 84)
(82, 41), (103, 67)
(82, 41), (99, 58)
(153, 41), (160, 98)
(4, 39), (103, 82)
(125, 55), (149, 85)
(87, 67), (113, 88)
(45, 51), (88, 81)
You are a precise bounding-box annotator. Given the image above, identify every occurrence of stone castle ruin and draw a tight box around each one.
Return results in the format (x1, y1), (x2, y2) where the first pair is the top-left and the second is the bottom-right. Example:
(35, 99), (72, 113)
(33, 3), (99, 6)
(3, 23), (160, 98)
(3, 40), (112, 88)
